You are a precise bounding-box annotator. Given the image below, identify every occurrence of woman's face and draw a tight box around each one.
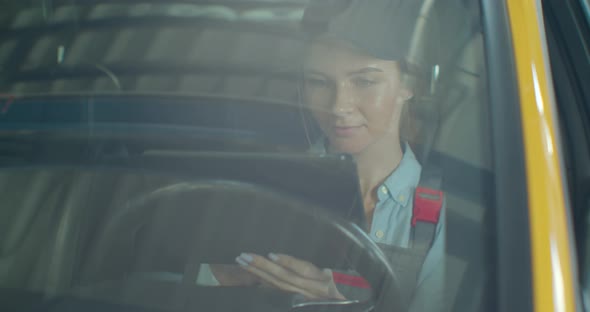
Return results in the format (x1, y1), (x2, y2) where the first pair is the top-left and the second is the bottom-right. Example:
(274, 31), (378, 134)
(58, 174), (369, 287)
(303, 40), (412, 155)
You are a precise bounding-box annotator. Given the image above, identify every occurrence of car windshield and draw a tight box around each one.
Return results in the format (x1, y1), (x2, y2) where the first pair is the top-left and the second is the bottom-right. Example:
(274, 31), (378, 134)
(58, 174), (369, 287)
(0, 1), (493, 312)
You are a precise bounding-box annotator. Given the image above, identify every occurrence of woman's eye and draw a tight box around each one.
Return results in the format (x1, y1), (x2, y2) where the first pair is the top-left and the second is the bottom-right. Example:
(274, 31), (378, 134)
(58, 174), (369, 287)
(352, 77), (377, 88)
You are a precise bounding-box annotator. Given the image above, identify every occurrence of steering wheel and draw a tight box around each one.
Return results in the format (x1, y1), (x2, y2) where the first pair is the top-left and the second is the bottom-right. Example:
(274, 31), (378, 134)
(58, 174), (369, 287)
(81, 180), (404, 312)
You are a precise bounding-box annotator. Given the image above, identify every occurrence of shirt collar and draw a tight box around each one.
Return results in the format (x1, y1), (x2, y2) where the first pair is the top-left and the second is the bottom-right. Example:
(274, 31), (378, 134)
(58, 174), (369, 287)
(311, 139), (422, 207)
(378, 143), (422, 206)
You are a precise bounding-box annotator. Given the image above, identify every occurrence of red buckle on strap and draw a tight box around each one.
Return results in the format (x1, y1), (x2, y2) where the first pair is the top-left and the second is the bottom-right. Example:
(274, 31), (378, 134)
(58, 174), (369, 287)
(412, 187), (443, 226)
(332, 272), (371, 289)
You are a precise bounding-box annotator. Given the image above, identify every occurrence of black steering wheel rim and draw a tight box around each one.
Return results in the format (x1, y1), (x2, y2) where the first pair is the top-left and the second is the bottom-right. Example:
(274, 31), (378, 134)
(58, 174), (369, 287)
(82, 179), (404, 311)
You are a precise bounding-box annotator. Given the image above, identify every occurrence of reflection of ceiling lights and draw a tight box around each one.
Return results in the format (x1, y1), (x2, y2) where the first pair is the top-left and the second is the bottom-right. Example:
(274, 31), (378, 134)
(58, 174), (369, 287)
(6, 2), (308, 28)
(145, 4), (306, 22)
(241, 9), (304, 22)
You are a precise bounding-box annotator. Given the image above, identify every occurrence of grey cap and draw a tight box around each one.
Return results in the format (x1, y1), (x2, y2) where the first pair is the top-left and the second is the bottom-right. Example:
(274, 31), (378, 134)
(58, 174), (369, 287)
(301, 0), (422, 61)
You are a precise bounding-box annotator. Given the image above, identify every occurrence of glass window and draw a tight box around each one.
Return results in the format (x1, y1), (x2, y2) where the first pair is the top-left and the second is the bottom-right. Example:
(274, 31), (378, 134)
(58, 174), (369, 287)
(0, 1), (495, 312)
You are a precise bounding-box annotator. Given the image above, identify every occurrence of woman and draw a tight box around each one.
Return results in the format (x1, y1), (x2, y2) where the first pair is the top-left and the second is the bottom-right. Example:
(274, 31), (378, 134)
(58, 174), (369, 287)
(203, 1), (445, 311)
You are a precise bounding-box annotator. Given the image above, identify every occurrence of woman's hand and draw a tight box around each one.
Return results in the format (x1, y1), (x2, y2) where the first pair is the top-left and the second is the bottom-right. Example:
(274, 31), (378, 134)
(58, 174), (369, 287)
(235, 253), (346, 300)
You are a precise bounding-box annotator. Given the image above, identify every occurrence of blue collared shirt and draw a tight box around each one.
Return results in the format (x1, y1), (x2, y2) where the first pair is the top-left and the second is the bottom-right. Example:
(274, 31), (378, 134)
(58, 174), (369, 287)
(312, 142), (445, 312)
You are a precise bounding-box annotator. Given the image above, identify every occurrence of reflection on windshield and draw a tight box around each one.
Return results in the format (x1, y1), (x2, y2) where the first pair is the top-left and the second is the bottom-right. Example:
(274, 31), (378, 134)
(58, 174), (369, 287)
(0, 1), (492, 312)
(1, 1), (306, 100)
(582, 0), (590, 24)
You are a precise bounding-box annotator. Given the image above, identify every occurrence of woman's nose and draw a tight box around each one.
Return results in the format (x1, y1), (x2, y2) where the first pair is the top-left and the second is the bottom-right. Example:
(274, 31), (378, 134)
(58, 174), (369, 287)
(330, 84), (356, 116)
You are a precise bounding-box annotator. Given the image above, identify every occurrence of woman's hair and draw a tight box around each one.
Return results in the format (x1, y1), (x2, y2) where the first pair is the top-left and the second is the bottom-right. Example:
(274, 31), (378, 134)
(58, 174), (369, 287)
(300, 0), (421, 62)
(398, 59), (432, 144)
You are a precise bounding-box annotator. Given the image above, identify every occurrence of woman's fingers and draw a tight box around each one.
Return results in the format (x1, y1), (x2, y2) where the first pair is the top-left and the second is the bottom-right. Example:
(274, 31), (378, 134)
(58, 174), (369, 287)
(237, 253), (327, 294)
(236, 253), (345, 300)
(267, 253), (329, 281)
(236, 256), (321, 299)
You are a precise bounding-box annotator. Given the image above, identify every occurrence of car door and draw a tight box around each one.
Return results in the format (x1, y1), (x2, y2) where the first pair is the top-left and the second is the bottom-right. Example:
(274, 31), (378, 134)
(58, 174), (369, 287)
(477, 0), (580, 311)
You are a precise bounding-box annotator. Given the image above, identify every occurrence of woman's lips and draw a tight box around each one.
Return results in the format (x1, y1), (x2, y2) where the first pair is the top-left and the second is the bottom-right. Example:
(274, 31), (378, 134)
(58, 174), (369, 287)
(332, 125), (363, 137)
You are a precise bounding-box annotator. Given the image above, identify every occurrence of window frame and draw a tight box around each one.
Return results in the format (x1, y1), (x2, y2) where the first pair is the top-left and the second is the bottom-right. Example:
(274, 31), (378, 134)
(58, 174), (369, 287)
(481, 0), (534, 311)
